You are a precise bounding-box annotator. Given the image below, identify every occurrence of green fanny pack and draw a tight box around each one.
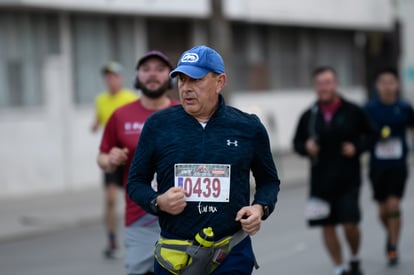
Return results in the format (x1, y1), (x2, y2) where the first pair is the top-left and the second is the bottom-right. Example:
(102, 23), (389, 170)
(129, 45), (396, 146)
(154, 230), (258, 275)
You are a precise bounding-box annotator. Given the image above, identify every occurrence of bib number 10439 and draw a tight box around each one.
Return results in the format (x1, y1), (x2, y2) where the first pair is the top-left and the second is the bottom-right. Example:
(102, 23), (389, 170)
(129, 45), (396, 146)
(174, 164), (231, 202)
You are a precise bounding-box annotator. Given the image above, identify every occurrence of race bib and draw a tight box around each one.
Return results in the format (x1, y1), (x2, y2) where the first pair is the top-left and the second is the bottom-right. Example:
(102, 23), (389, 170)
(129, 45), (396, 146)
(174, 164), (231, 202)
(375, 138), (403, 160)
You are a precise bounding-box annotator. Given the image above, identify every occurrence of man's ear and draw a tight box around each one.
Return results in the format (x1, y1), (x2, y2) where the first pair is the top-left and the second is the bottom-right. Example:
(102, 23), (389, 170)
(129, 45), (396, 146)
(216, 74), (227, 93)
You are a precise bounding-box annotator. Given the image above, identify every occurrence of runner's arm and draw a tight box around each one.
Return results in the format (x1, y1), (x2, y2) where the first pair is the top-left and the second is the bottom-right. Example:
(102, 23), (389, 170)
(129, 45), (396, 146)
(250, 117), (280, 220)
(97, 152), (117, 173)
(98, 112), (120, 173)
(354, 107), (378, 155)
(91, 117), (100, 133)
(293, 111), (311, 156)
(127, 119), (159, 215)
(407, 104), (414, 128)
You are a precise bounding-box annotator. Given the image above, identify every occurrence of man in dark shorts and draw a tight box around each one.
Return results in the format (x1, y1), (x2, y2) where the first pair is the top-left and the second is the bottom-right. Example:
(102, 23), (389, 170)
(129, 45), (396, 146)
(293, 66), (376, 275)
(365, 68), (414, 266)
(127, 45), (280, 275)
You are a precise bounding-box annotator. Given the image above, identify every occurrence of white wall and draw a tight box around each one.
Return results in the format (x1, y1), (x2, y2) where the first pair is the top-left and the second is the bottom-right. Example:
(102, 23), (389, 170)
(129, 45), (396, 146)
(398, 0), (414, 101)
(1, 0), (210, 17)
(1, 0), (393, 30)
(0, 55), (101, 199)
(225, 0), (393, 30)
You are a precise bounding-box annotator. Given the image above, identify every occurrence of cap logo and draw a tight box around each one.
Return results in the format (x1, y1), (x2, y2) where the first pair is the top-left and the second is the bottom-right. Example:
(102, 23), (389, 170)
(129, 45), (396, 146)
(181, 53), (199, 63)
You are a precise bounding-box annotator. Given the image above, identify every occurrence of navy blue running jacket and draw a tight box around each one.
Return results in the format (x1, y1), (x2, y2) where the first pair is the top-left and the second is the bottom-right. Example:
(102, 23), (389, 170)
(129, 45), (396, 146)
(127, 95), (280, 239)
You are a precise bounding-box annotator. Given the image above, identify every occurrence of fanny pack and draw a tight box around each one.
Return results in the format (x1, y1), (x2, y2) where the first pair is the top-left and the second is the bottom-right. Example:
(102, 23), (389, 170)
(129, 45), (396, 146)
(154, 230), (258, 275)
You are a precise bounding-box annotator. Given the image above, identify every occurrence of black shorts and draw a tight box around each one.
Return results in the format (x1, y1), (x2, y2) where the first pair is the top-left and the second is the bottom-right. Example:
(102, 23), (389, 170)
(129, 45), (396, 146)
(103, 166), (124, 188)
(369, 166), (408, 202)
(309, 187), (361, 227)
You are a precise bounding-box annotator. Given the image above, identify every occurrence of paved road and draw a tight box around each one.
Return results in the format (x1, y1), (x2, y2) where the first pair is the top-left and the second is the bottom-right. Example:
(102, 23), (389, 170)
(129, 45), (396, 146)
(1, 171), (413, 275)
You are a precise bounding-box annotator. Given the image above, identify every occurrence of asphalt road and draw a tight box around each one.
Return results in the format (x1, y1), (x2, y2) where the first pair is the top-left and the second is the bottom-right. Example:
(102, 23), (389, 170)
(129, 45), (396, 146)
(1, 173), (413, 275)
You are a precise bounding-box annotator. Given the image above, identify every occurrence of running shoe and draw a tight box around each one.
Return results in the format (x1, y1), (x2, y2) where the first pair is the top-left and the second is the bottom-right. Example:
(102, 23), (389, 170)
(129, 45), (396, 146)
(349, 260), (363, 275)
(387, 247), (399, 266)
(103, 246), (121, 259)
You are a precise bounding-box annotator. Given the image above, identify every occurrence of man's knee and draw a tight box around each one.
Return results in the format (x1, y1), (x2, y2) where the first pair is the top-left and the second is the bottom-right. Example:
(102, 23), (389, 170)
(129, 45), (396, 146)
(322, 225), (336, 235)
(343, 223), (359, 234)
(386, 197), (401, 214)
(387, 210), (401, 219)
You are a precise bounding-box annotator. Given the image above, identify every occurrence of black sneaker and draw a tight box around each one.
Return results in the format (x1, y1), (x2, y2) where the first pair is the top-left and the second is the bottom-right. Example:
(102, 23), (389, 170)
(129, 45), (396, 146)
(103, 247), (120, 259)
(387, 247), (399, 266)
(334, 270), (349, 275)
(349, 260), (363, 275)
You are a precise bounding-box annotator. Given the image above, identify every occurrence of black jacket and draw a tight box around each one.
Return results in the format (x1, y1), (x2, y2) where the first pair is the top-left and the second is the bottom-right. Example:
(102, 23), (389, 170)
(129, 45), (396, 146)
(293, 98), (376, 199)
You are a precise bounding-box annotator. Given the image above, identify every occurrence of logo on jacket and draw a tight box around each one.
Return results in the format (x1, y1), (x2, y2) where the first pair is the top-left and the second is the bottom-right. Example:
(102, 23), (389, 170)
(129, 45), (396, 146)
(227, 139), (238, 147)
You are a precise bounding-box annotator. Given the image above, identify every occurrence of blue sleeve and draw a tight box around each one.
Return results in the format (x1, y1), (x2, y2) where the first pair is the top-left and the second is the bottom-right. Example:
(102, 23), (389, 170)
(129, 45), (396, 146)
(250, 116), (280, 219)
(127, 117), (159, 215)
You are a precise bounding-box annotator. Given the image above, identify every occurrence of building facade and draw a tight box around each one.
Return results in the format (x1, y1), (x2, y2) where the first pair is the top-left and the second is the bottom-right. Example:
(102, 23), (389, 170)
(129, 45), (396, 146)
(0, 0), (399, 197)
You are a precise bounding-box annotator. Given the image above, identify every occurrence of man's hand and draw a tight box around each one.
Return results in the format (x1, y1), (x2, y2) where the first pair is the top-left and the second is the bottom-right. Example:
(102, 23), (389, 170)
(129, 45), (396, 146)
(305, 138), (319, 157)
(90, 119), (100, 133)
(108, 147), (129, 166)
(342, 142), (356, 158)
(235, 204), (264, 235)
(157, 187), (187, 215)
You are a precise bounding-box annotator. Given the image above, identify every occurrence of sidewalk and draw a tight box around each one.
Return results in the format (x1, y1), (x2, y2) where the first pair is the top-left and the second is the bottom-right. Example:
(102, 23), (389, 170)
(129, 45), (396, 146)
(0, 187), (106, 242)
(0, 153), (307, 242)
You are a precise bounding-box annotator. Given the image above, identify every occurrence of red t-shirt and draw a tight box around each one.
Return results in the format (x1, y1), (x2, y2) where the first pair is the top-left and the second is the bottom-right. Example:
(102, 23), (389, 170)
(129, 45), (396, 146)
(99, 99), (179, 226)
(319, 98), (342, 125)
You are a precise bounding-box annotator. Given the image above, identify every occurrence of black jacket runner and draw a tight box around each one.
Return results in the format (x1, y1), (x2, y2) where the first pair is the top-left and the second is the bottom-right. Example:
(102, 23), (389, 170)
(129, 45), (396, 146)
(293, 97), (376, 200)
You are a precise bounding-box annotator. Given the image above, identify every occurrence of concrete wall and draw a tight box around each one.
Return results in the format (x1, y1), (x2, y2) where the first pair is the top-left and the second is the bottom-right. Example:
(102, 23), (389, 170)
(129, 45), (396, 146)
(1, 0), (393, 30)
(398, 0), (414, 101)
(225, 0), (393, 30)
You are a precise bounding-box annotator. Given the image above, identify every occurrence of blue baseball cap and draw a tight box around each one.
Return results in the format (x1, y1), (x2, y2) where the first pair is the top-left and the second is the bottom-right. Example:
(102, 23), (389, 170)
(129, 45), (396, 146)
(170, 45), (225, 79)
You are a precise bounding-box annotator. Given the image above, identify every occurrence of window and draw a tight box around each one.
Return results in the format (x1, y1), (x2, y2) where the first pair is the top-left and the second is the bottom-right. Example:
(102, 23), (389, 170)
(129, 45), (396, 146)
(231, 23), (270, 91)
(267, 27), (364, 90)
(0, 11), (59, 108)
(147, 18), (191, 65)
(71, 15), (137, 105)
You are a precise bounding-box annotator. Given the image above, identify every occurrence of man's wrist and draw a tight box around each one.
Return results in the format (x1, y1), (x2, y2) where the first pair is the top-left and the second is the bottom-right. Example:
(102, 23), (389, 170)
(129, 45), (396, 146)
(150, 196), (160, 214)
(254, 203), (270, 220)
(106, 157), (117, 172)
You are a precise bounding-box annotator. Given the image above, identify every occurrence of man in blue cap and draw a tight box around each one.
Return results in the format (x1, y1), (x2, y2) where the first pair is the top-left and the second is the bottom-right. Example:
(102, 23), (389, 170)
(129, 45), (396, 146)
(127, 45), (280, 274)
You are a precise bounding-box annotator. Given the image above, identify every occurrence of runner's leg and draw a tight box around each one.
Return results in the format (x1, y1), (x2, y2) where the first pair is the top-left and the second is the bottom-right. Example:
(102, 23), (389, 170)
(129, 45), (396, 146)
(378, 202), (388, 230)
(322, 225), (343, 266)
(343, 223), (361, 257)
(385, 195), (401, 265)
(386, 196), (401, 247)
(211, 236), (254, 275)
(105, 183), (118, 251)
(125, 214), (160, 275)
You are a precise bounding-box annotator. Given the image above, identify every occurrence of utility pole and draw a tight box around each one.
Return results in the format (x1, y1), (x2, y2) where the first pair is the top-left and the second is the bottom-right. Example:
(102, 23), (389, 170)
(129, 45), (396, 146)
(209, 0), (233, 96)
